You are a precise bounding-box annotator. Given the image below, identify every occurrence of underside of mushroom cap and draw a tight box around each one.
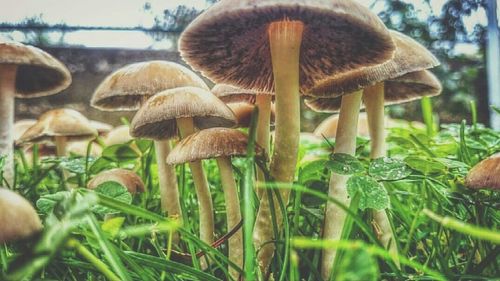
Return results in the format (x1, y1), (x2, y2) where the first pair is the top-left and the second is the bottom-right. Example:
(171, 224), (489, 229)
(212, 83), (274, 104)
(0, 40), (72, 98)
(465, 153), (500, 190)
(179, 0), (395, 93)
(166, 127), (264, 164)
(91, 61), (209, 111)
(305, 70), (442, 113)
(17, 108), (98, 145)
(0, 188), (42, 243)
(88, 168), (145, 193)
(308, 31), (440, 97)
(228, 102), (276, 128)
(130, 87), (237, 140)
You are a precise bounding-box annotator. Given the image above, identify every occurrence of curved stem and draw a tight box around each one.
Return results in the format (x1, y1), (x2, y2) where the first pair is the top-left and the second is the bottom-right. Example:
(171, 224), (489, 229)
(177, 117), (214, 245)
(0, 65), (17, 186)
(216, 157), (243, 280)
(254, 20), (304, 275)
(321, 91), (362, 280)
(255, 95), (272, 199)
(363, 82), (400, 267)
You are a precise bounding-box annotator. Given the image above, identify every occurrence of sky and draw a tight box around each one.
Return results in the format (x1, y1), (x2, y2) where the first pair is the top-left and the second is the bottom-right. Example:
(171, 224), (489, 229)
(0, 0), (491, 52)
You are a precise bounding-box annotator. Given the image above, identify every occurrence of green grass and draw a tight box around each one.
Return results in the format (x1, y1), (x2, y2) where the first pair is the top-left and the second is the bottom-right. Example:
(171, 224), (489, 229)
(0, 109), (499, 281)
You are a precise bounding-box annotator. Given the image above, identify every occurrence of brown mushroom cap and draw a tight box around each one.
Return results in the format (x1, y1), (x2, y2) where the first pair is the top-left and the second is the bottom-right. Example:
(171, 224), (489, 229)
(17, 108), (98, 145)
(130, 87), (236, 140)
(212, 83), (274, 104)
(305, 70), (442, 113)
(0, 40), (71, 98)
(308, 31), (440, 97)
(228, 102), (276, 128)
(179, 0), (395, 93)
(167, 127), (264, 164)
(89, 120), (113, 136)
(91, 60), (209, 111)
(14, 119), (37, 142)
(0, 188), (42, 243)
(465, 153), (500, 190)
(88, 168), (145, 193)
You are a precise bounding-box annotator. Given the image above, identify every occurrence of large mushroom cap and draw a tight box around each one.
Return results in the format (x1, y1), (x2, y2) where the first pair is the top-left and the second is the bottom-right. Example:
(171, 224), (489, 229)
(14, 119), (37, 142)
(179, 0), (395, 92)
(88, 168), (145, 194)
(308, 31), (440, 97)
(91, 60), (209, 111)
(305, 70), (442, 113)
(212, 83), (274, 104)
(228, 102), (276, 128)
(104, 125), (133, 146)
(0, 188), (42, 243)
(89, 120), (113, 136)
(0, 40), (71, 98)
(465, 153), (500, 191)
(130, 87), (236, 140)
(167, 127), (264, 164)
(17, 108), (98, 145)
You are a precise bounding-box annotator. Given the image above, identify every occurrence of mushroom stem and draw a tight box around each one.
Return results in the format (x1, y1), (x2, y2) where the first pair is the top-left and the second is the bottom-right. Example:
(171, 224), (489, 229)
(154, 140), (182, 220)
(0, 65), (17, 186)
(176, 117), (214, 244)
(321, 90), (362, 280)
(255, 94), (272, 199)
(216, 156), (243, 280)
(54, 136), (68, 157)
(363, 82), (400, 267)
(254, 20), (304, 275)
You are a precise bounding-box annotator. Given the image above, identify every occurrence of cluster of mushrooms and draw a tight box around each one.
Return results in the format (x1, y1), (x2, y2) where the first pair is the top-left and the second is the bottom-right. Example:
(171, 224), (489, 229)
(1, 0), (499, 280)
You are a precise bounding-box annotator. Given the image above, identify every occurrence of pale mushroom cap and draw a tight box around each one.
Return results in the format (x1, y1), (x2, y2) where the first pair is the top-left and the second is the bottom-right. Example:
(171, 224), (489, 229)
(179, 0), (395, 92)
(0, 40), (71, 98)
(0, 188), (42, 243)
(91, 60), (209, 111)
(465, 153), (500, 190)
(313, 112), (401, 138)
(212, 83), (274, 104)
(17, 108), (98, 145)
(89, 120), (113, 135)
(14, 119), (37, 141)
(130, 87), (237, 140)
(68, 141), (103, 157)
(305, 70), (442, 113)
(228, 102), (276, 128)
(104, 125), (133, 146)
(308, 30), (440, 97)
(166, 127), (264, 164)
(87, 168), (145, 193)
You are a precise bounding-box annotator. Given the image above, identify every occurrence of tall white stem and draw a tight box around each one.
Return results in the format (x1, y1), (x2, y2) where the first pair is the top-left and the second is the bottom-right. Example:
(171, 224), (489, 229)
(321, 91), (362, 280)
(0, 65), (17, 186)
(55, 136), (67, 157)
(154, 140), (182, 219)
(255, 95), (272, 199)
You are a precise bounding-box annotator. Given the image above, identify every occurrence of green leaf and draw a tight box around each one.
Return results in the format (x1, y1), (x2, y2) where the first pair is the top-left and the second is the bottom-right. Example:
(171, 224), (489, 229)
(299, 159), (329, 184)
(92, 182), (132, 215)
(102, 144), (139, 162)
(347, 175), (389, 211)
(368, 157), (412, 181)
(134, 139), (152, 154)
(326, 153), (365, 175)
(89, 157), (117, 175)
(405, 155), (447, 175)
(336, 248), (379, 281)
(36, 191), (71, 214)
(102, 217), (126, 237)
(58, 157), (90, 174)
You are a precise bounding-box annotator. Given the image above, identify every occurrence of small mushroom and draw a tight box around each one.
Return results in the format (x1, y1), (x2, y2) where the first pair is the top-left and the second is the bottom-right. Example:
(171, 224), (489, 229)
(16, 109), (98, 157)
(88, 168), (145, 194)
(131, 86), (236, 245)
(0, 40), (71, 185)
(465, 154), (500, 190)
(0, 188), (42, 243)
(104, 125), (133, 146)
(89, 120), (113, 137)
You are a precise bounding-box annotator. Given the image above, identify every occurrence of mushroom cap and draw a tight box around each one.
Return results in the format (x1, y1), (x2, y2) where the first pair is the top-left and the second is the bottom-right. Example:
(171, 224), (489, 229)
(465, 153), (500, 191)
(305, 70), (442, 113)
(308, 30), (440, 97)
(68, 140), (103, 157)
(89, 120), (113, 135)
(212, 83), (274, 104)
(130, 87), (237, 140)
(87, 168), (145, 193)
(104, 125), (133, 146)
(228, 102), (276, 128)
(0, 188), (42, 243)
(0, 40), (72, 98)
(14, 119), (37, 142)
(179, 0), (395, 93)
(91, 60), (209, 111)
(17, 108), (98, 145)
(167, 127), (264, 164)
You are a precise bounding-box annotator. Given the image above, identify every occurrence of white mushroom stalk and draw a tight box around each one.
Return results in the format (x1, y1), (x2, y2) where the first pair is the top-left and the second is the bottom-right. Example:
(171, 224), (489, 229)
(255, 94), (272, 199)
(154, 140), (182, 220)
(321, 90), (362, 279)
(0, 65), (17, 186)
(363, 83), (400, 266)
(253, 20), (304, 274)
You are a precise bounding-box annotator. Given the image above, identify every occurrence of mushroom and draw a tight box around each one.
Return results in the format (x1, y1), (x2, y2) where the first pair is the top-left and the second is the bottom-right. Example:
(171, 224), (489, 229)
(0, 40), (71, 185)
(306, 31), (441, 275)
(91, 60), (208, 220)
(67, 140), (102, 157)
(89, 120), (113, 137)
(88, 168), (145, 194)
(17, 109), (97, 157)
(0, 188), (42, 243)
(167, 128), (263, 279)
(104, 125), (133, 146)
(465, 153), (500, 190)
(179, 1), (396, 272)
(227, 103), (276, 131)
(130, 86), (236, 245)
